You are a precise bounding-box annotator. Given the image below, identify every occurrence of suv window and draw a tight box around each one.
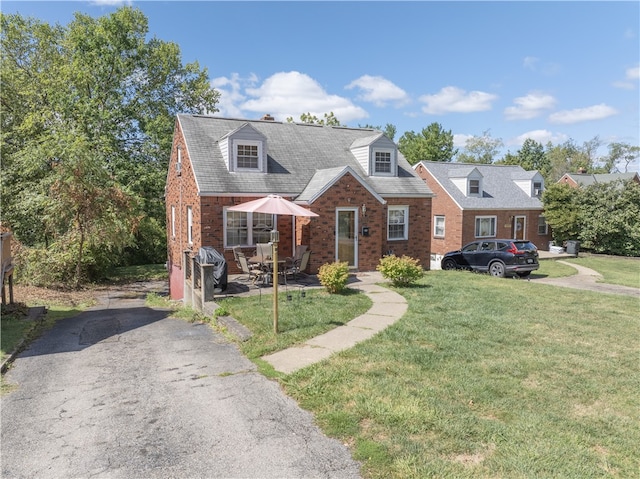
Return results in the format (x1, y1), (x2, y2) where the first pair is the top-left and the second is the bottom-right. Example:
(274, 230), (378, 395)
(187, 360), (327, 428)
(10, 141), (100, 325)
(462, 242), (479, 252)
(514, 241), (537, 252)
(496, 241), (510, 251)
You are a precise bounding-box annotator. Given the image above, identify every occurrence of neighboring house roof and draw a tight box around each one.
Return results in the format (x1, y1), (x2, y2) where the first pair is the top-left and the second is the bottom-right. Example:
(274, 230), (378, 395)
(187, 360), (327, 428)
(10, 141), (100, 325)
(177, 114), (433, 200)
(559, 172), (640, 187)
(417, 161), (544, 210)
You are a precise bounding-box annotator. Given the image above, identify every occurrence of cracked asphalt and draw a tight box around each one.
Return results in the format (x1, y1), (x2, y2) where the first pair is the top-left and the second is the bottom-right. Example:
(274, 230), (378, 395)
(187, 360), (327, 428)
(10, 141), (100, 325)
(1, 282), (361, 479)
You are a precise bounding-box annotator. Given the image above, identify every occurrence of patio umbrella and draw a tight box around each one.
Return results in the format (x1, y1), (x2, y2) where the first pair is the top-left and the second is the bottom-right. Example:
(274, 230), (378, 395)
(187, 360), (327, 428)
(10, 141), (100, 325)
(228, 195), (318, 333)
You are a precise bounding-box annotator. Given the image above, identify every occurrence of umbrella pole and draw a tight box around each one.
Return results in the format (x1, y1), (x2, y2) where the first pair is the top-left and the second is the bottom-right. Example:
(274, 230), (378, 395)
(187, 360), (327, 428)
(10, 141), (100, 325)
(272, 240), (278, 334)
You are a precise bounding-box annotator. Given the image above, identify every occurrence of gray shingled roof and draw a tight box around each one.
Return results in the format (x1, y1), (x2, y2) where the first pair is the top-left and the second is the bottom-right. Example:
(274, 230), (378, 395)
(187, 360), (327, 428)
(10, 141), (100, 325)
(563, 172), (639, 187)
(417, 161), (544, 210)
(178, 114), (433, 200)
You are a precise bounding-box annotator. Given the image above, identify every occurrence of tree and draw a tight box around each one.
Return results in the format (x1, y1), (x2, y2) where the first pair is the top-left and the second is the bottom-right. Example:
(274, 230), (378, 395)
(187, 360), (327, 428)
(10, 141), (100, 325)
(541, 183), (582, 245)
(359, 123), (397, 141)
(603, 142), (640, 173)
(397, 122), (457, 165)
(456, 130), (503, 164)
(1, 8), (220, 285)
(496, 138), (549, 176)
(286, 112), (342, 126)
(578, 180), (640, 256)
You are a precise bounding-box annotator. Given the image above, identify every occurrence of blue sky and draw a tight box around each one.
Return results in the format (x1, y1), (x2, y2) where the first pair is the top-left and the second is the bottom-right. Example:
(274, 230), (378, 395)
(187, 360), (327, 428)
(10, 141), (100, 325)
(4, 1), (640, 170)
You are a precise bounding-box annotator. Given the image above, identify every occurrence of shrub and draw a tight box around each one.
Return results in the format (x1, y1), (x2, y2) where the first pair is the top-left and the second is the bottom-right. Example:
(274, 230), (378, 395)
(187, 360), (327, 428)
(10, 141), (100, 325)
(318, 261), (350, 294)
(377, 254), (424, 286)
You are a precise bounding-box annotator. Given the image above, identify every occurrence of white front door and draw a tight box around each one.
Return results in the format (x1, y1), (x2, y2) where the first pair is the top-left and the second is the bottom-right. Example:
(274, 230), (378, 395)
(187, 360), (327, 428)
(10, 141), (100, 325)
(336, 208), (358, 268)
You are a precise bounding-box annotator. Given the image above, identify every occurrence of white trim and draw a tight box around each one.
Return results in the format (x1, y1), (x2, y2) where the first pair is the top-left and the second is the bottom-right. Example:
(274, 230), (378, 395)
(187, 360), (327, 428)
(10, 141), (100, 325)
(233, 139), (263, 172)
(513, 215), (526, 240)
(388, 205), (409, 241)
(171, 205), (176, 238)
(187, 206), (193, 245)
(434, 215), (445, 238)
(371, 147), (396, 177)
(223, 208), (275, 248)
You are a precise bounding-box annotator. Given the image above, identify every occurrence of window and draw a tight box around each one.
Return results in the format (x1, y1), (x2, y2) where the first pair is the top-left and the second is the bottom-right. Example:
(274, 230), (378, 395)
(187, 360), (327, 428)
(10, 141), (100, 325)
(538, 215), (548, 235)
(374, 150), (392, 173)
(388, 206), (408, 240)
(475, 216), (496, 238)
(225, 210), (274, 247)
(171, 206), (176, 238)
(469, 179), (480, 195)
(234, 141), (262, 170)
(434, 216), (445, 237)
(187, 206), (193, 244)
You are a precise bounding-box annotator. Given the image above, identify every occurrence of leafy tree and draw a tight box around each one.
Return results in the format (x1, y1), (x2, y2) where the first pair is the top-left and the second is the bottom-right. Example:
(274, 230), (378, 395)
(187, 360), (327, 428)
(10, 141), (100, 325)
(397, 122), (457, 165)
(1, 8), (220, 285)
(541, 183), (582, 245)
(456, 130), (503, 164)
(578, 180), (640, 256)
(545, 139), (586, 183)
(496, 139), (549, 176)
(603, 142), (640, 173)
(286, 112), (342, 126)
(359, 123), (397, 141)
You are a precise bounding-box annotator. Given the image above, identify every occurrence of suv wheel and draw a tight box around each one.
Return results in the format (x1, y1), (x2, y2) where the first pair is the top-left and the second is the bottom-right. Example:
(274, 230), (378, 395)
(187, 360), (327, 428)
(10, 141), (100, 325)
(489, 261), (505, 278)
(442, 259), (457, 270)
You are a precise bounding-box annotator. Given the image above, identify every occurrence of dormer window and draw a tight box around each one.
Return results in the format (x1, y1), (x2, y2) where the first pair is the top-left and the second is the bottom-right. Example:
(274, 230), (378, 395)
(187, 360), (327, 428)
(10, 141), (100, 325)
(374, 150), (392, 173)
(469, 179), (480, 195)
(533, 181), (543, 197)
(233, 140), (263, 171)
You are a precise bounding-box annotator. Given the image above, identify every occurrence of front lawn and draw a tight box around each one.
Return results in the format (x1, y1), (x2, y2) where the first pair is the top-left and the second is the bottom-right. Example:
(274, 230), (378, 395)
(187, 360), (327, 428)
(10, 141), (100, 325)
(276, 271), (639, 478)
(563, 255), (640, 288)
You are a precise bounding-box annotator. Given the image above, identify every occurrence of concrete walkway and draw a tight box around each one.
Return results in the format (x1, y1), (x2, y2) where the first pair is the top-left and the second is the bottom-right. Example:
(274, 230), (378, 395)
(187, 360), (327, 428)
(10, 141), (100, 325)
(531, 260), (640, 297)
(262, 272), (407, 374)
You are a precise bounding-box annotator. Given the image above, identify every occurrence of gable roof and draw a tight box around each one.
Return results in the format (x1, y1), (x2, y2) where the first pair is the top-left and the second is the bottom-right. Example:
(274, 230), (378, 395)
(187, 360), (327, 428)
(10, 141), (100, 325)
(177, 114), (433, 200)
(559, 172), (640, 187)
(297, 166), (386, 204)
(417, 161), (544, 210)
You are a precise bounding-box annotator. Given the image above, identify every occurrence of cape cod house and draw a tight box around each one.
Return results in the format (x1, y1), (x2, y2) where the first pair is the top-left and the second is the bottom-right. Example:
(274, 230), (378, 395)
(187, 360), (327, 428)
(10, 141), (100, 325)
(414, 161), (552, 259)
(557, 171), (640, 188)
(165, 114), (434, 300)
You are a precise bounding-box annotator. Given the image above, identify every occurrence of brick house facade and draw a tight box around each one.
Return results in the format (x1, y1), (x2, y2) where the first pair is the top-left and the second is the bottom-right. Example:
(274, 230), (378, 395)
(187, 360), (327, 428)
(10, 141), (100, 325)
(414, 161), (552, 257)
(166, 115), (434, 300)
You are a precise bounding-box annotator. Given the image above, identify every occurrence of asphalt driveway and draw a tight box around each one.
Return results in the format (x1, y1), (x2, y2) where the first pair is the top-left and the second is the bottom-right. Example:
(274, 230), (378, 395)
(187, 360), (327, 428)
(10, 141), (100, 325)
(1, 282), (361, 479)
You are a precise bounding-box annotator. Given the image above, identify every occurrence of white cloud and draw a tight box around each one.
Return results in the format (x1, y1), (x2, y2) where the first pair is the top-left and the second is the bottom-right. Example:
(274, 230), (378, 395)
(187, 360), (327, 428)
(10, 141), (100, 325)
(240, 71), (368, 123)
(345, 75), (409, 107)
(548, 104), (618, 124)
(504, 92), (557, 120)
(210, 73), (258, 118)
(613, 64), (639, 89)
(523, 56), (539, 71)
(453, 134), (473, 148)
(509, 130), (568, 147)
(419, 86), (497, 114)
(627, 65), (640, 80)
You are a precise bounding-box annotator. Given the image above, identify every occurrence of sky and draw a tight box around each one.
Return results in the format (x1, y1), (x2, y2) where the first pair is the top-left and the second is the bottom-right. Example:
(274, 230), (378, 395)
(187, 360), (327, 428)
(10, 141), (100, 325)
(3, 1), (640, 171)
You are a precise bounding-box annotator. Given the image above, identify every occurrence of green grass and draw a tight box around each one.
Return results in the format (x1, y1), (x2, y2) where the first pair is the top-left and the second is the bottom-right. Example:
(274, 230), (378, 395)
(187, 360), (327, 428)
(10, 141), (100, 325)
(534, 258), (579, 278)
(563, 255), (640, 289)
(277, 271), (639, 478)
(215, 288), (372, 364)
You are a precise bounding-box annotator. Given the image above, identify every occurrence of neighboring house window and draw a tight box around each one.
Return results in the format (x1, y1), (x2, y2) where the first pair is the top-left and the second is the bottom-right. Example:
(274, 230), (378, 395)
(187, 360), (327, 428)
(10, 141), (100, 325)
(475, 216), (496, 238)
(187, 206), (193, 244)
(538, 215), (548, 235)
(234, 141), (262, 170)
(534, 181), (543, 197)
(374, 150), (392, 173)
(469, 179), (480, 195)
(171, 206), (176, 238)
(388, 206), (409, 240)
(225, 209), (274, 246)
(434, 216), (445, 238)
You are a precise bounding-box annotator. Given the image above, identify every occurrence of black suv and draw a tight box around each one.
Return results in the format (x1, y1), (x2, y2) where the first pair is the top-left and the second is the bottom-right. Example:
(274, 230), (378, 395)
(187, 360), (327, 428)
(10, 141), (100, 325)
(441, 240), (539, 278)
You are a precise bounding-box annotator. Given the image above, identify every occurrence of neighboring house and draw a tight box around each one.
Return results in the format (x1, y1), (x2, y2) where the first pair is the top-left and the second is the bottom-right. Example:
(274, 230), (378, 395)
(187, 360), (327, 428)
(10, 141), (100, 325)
(557, 171), (640, 188)
(414, 161), (552, 258)
(165, 114), (434, 300)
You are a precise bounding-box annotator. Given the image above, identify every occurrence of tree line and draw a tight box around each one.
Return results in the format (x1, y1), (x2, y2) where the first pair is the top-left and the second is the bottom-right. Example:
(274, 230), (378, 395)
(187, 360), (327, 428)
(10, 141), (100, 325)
(2, 7), (638, 289)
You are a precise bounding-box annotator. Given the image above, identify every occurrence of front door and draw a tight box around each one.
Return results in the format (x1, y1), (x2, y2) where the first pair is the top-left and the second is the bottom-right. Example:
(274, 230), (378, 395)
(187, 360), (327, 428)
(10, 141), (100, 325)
(336, 208), (358, 268)
(513, 215), (526, 240)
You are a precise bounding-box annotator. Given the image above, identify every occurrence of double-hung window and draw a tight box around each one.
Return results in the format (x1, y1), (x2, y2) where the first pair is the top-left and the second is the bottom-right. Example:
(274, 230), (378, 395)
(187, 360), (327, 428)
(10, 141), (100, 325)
(434, 215), (445, 237)
(469, 179), (480, 195)
(388, 206), (409, 240)
(187, 206), (193, 244)
(475, 216), (496, 238)
(234, 140), (262, 171)
(225, 209), (274, 247)
(374, 150), (392, 173)
(538, 215), (548, 235)
(171, 206), (176, 238)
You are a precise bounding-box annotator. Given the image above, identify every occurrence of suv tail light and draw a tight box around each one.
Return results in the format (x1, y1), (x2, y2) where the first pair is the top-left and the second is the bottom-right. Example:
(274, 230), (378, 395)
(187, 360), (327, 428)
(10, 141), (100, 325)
(506, 243), (518, 254)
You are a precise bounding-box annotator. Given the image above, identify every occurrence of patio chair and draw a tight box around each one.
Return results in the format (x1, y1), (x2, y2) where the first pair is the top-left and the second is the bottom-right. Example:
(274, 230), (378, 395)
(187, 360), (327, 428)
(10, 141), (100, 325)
(232, 246), (243, 269)
(284, 245), (307, 267)
(283, 250), (311, 282)
(237, 252), (264, 285)
(255, 243), (272, 262)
